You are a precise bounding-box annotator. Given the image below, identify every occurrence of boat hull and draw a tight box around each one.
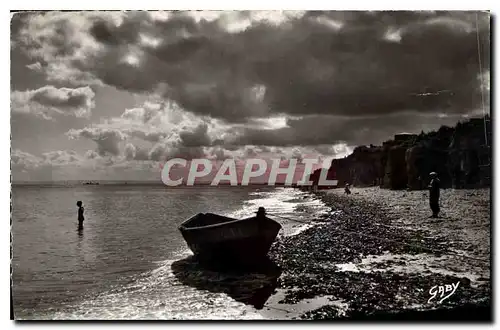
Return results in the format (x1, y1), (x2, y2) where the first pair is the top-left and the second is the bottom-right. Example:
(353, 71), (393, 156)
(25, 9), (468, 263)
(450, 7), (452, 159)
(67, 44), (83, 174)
(179, 213), (281, 268)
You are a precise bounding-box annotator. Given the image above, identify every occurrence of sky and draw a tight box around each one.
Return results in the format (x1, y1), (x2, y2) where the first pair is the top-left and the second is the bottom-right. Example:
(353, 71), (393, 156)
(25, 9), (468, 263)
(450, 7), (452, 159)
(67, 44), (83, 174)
(10, 10), (490, 182)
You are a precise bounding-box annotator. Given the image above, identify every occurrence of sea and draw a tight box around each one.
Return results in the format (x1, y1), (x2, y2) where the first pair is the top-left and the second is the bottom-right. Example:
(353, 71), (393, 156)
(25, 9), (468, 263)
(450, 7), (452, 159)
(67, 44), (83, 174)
(11, 184), (329, 320)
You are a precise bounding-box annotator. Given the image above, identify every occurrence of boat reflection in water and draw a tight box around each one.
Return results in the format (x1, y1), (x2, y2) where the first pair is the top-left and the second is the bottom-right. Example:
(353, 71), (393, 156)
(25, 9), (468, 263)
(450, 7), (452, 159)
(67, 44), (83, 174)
(171, 255), (281, 310)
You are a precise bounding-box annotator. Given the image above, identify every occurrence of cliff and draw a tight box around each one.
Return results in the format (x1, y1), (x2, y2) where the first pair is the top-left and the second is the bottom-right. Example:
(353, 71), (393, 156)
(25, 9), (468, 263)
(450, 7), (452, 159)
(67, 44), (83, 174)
(310, 116), (491, 190)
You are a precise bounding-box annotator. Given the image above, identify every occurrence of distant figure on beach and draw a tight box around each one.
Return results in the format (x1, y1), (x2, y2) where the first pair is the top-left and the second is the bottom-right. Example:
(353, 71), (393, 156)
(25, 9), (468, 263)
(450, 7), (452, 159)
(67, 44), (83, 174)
(76, 201), (85, 229)
(428, 172), (440, 218)
(344, 183), (351, 195)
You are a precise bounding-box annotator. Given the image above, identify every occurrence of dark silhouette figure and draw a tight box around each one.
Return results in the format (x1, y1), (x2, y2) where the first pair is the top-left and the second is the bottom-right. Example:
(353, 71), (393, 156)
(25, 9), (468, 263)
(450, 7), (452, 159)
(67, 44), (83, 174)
(256, 207), (266, 219)
(255, 207), (267, 234)
(76, 201), (85, 229)
(344, 183), (351, 195)
(428, 173), (440, 218)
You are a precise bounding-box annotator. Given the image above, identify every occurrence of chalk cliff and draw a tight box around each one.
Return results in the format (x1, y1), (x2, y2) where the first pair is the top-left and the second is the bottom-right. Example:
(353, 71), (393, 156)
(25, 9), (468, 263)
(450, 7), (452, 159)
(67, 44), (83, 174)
(309, 116), (491, 190)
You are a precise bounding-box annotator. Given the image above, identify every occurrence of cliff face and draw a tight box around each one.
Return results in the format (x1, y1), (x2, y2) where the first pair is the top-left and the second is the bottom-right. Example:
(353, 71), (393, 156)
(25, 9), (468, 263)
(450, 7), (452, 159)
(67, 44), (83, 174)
(448, 118), (492, 188)
(309, 145), (383, 189)
(349, 145), (384, 187)
(328, 157), (351, 187)
(383, 145), (409, 190)
(310, 116), (491, 190)
(406, 145), (424, 190)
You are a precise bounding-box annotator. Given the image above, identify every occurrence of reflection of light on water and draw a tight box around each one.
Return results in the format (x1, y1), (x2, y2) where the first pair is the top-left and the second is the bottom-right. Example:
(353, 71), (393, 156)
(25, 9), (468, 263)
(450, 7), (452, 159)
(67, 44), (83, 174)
(45, 251), (264, 320)
(226, 188), (329, 236)
(40, 188), (330, 320)
(227, 188), (328, 218)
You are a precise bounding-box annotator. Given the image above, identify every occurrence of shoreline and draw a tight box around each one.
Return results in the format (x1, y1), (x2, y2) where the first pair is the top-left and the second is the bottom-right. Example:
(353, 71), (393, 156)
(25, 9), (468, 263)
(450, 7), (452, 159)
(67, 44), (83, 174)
(263, 187), (491, 320)
(12, 185), (490, 320)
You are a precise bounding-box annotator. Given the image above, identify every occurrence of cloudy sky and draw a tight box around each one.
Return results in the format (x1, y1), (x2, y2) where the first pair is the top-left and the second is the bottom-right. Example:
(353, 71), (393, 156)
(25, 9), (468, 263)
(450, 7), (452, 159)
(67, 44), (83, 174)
(10, 10), (490, 182)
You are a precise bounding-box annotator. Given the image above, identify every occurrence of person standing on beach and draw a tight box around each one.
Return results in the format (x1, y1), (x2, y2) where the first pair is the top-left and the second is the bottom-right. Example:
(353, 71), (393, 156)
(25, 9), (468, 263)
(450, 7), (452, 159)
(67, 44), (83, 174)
(428, 172), (440, 218)
(76, 201), (85, 229)
(344, 183), (351, 195)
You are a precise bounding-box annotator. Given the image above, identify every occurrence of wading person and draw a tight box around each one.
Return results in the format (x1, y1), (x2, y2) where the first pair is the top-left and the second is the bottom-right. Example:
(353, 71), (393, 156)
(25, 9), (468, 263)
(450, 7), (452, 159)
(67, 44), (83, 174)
(428, 172), (440, 218)
(76, 201), (85, 229)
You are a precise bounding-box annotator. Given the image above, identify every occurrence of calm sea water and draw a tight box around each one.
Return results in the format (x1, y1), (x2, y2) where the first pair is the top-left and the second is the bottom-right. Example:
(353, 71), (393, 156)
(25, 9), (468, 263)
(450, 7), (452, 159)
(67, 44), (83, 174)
(11, 185), (329, 319)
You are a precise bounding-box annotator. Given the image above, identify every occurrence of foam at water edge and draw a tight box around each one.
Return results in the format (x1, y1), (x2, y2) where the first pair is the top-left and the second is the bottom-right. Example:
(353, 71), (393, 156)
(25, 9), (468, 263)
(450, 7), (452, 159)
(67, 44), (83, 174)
(45, 254), (264, 320)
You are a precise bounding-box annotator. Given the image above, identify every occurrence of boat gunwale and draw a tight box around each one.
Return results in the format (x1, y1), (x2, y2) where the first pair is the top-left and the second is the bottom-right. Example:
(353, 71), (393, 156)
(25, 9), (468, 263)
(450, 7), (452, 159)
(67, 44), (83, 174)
(179, 214), (280, 232)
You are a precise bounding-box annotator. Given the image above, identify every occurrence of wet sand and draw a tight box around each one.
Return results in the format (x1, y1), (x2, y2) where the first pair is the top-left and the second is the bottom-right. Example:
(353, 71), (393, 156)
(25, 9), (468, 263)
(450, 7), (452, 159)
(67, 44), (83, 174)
(264, 187), (491, 320)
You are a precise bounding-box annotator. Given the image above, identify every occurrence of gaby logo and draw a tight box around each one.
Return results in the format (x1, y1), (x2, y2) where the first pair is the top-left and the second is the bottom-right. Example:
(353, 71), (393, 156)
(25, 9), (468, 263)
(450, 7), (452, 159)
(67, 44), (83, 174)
(160, 158), (338, 186)
(428, 281), (460, 304)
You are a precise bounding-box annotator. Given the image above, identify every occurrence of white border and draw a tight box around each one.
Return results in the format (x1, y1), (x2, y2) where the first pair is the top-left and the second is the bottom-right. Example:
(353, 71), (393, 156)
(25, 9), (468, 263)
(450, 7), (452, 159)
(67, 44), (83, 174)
(2, 1), (497, 330)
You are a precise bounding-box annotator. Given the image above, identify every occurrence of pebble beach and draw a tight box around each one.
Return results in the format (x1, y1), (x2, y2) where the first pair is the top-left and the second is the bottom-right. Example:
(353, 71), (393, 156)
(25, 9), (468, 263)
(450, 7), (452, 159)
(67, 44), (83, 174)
(264, 187), (491, 320)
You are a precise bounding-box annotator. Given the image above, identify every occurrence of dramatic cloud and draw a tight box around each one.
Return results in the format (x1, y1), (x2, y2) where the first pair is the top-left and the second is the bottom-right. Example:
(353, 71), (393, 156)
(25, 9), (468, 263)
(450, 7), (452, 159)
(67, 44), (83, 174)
(148, 144), (206, 161)
(11, 149), (43, 170)
(66, 100), (222, 161)
(26, 62), (42, 71)
(227, 112), (471, 147)
(85, 150), (100, 159)
(11, 85), (95, 119)
(67, 127), (126, 156)
(42, 150), (83, 165)
(12, 149), (93, 168)
(13, 11), (490, 124)
(11, 11), (491, 181)
(179, 123), (211, 147)
(124, 142), (150, 161)
(10, 148), (161, 182)
(12, 149), (87, 169)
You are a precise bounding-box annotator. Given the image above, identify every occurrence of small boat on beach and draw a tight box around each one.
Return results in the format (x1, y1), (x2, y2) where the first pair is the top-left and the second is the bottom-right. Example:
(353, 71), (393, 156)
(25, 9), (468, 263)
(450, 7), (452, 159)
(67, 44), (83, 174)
(179, 207), (282, 267)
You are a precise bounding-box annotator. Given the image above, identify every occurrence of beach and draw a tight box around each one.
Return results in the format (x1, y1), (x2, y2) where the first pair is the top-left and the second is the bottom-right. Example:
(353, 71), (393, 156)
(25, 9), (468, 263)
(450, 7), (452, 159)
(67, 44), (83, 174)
(11, 184), (491, 320)
(264, 187), (491, 320)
